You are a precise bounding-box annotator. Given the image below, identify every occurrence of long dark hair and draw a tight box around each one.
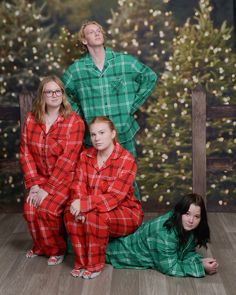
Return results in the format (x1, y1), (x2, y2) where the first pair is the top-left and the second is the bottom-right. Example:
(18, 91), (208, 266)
(164, 193), (210, 248)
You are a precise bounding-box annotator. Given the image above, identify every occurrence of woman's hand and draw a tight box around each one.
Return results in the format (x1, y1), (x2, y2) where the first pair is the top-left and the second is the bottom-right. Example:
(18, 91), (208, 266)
(202, 258), (219, 275)
(37, 188), (48, 206)
(27, 185), (40, 206)
(27, 186), (48, 208)
(28, 185), (40, 197)
(70, 200), (81, 217)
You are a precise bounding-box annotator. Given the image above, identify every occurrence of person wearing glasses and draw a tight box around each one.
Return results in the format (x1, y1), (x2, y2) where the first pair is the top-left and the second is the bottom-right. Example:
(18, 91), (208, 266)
(62, 20), (157, 200)
(20, 75), (85, 266)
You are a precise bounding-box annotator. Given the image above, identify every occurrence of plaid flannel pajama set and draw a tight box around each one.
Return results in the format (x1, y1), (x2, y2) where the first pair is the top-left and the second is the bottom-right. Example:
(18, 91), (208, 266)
(20, 112), (84, 257)
(64, 143), (144, 272)
(106, 211), (206, 277)
(61, 47), (157, 158)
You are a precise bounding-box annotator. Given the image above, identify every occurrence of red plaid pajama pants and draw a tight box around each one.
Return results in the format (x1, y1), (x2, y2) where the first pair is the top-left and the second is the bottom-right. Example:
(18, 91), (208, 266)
(64, 205), (143, 272)
(23, 192), (68, 257)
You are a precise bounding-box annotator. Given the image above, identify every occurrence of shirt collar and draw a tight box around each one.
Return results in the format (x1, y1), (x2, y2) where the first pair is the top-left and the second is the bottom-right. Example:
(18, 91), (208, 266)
(84, 47), (115, 66)
(57, 114), (64, 122)
(104, 47), (115, 61)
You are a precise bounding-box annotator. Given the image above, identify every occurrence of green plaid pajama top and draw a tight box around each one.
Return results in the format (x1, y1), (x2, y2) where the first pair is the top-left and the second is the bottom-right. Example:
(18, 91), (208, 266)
(62, 48), (157, 145)
(106, 211), (206, 277)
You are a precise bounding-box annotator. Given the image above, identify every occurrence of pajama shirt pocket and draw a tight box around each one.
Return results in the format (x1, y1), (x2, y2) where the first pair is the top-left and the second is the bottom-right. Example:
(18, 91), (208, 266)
(100, 176), (117, 193)
(48, 135), (67, 156)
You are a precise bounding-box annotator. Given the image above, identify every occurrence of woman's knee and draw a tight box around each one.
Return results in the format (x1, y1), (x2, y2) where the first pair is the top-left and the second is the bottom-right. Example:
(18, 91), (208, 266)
(85, 211), (109, 237)
(63, 208), (73, 227)
(85, 211), (107, 224)
(23, 202), (37, 222)
(37, 198), (64, 220)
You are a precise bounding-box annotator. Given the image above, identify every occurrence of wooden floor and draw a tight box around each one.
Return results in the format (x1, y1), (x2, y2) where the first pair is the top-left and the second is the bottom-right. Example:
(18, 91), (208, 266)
(0, 212), (236, 295)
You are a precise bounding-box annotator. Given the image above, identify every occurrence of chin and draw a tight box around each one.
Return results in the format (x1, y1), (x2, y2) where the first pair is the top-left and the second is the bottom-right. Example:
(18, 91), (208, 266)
(94, 145), (103, 150)
(95, 40), (104, 45)
(183, 225), (193, 231)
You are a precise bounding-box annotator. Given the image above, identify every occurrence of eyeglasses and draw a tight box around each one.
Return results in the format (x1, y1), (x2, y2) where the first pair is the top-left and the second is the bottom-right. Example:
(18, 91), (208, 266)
(43, 89), (63, 97)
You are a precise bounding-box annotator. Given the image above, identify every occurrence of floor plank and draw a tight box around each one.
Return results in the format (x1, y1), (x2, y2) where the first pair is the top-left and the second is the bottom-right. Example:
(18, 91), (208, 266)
(110, 268), (140, 295)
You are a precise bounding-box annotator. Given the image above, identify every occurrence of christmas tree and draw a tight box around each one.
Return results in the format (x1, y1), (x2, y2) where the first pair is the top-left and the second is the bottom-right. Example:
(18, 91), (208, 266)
(107, 0), (176, 73)
(41, 0), (93, 70)
(0, 0), (61, 105)
(42, 0), (92, 34)
(56, 27), (81, 71)
(137, 0), (236, 210)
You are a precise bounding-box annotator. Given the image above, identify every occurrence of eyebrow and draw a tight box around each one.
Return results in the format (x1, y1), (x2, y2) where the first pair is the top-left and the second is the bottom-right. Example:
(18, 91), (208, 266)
(91, 128), (105, 132)
(44, 88), (61, 91)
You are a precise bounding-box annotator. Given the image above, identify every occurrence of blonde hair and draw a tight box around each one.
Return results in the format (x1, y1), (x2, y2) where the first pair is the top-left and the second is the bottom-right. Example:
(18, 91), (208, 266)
(78, 20), (106, 54)
(32, 75), (72, 123)
(89, 116), (118, 142)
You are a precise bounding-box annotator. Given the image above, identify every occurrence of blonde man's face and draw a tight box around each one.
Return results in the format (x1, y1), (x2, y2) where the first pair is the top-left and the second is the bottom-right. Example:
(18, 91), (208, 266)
(82, 24), (104, 48)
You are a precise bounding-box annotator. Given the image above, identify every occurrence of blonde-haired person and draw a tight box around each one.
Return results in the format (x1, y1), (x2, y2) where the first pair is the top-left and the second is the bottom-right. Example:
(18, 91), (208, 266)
(62, 20), (157, 170)
(77, 20), (106, 54)
(64, 116), (144, 279)
(62, 20), (157, 200)
(20, 75), (85, 266)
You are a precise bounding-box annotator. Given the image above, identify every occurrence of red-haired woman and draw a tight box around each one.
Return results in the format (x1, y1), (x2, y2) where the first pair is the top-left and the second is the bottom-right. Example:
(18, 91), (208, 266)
(64, 116), (144, 279)
(20, 75), (85, 266)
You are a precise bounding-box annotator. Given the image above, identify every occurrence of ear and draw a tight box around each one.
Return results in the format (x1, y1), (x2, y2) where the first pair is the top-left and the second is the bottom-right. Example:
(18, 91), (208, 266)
(82, 38), (87, 45)
(112, 130), (116, 140)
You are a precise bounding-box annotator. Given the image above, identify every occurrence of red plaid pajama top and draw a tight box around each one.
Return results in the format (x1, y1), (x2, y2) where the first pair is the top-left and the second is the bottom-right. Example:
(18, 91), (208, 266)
(70, 142), (142, 213)
(65, 143), (143, 271)
(20, 111), (85, 194)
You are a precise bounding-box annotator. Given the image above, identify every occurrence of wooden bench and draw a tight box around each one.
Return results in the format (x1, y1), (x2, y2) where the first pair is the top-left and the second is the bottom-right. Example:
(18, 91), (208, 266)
(192, 85), (236, 208)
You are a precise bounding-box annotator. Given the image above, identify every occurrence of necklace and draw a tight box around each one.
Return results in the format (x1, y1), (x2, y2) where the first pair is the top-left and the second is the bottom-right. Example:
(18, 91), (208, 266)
(45, 114), (57, 126)
(44, 114), (58, 134)
(100, 154), (106, 163)
(97, 152), (108, 168)
(99, 153), (106, 161)
(97, 145), (114, 167)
